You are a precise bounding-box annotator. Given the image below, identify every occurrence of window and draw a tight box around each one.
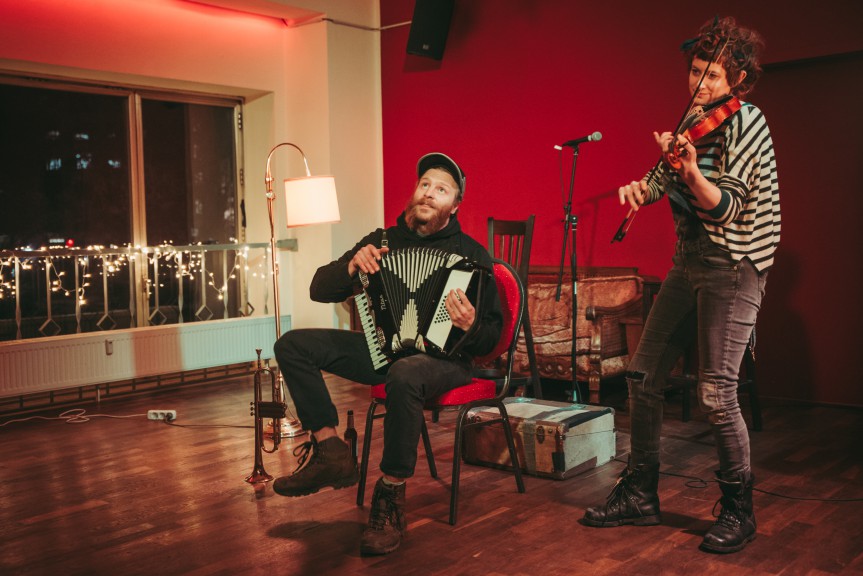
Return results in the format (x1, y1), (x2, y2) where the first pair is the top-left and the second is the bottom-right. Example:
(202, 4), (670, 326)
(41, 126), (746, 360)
(142, 99), (238, 246)
(0, 77), (245, 340)
(0, 83), (131, 249)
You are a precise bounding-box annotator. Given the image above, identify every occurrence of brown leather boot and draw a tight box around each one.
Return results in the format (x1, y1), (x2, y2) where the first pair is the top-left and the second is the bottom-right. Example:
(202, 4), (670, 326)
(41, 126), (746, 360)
(700, 470), (756, 553)
(360, 478), (407, 555)
(272, 436), (358, 497)
(582, 462), (661, 527)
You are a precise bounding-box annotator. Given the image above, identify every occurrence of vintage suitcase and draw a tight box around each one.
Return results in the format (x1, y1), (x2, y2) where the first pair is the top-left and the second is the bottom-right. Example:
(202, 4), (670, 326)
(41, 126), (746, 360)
(462, 397), (616, 480)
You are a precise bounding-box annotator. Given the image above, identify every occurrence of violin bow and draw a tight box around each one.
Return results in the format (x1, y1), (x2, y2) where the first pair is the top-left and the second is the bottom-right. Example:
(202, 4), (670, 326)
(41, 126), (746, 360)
(611, 17), (729, 243)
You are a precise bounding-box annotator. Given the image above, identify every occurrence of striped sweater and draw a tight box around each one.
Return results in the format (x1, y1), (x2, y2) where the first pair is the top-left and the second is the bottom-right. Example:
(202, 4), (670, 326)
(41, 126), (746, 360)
(645, 102), (781, 271)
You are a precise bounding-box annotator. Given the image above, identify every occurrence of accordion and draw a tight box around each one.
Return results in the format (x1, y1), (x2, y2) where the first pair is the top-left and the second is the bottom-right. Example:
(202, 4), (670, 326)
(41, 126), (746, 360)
(354, 247), (488, 370)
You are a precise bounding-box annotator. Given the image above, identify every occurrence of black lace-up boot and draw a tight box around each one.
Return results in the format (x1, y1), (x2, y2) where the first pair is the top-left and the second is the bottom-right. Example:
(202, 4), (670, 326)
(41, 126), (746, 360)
(272, 436), (358, 497)
(582, 462), (661, 527)
(700, 470), (756, 553)
(360, 478), (407, 555)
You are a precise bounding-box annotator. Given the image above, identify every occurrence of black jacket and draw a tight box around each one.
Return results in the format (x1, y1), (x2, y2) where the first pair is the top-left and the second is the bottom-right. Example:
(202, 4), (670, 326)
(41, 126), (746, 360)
(309, 212), (502, 361)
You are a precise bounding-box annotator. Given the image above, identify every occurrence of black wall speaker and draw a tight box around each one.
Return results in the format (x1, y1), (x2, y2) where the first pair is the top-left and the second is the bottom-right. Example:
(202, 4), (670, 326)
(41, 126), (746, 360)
(406, 0), (455, 61)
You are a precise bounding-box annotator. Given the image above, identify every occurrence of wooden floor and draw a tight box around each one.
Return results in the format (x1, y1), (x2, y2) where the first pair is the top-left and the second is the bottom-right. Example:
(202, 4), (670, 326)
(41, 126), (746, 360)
(2, 373), (862, 576)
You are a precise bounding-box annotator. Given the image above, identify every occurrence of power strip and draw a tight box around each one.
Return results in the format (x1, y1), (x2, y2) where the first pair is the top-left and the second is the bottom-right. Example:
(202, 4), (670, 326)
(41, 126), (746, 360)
(147, 409), (177, 421)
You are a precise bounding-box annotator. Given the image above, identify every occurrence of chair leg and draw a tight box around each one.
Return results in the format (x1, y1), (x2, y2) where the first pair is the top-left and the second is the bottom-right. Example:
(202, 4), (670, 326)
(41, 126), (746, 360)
(420, 418), (438, 478)
(356, 400), (379, 507)
(358, 401), (438, 507)
(588, 371), (602, 405)
(522, 308), (543, 399)
(449, 403), (526, 526)
(743, 346), (763, 432)
(449, 405), (470, 526)
(499, 402), (525, 495)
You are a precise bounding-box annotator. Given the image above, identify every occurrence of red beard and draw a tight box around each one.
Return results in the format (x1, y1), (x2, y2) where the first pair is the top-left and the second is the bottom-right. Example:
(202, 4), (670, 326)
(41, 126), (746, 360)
(404, 198), (453, 235)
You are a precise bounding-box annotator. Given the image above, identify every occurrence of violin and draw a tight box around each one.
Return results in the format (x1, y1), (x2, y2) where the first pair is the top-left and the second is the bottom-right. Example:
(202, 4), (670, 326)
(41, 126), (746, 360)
(663, 96), (742, 169)
(611, 23), (732, 244)
(610, 95), (739, 243)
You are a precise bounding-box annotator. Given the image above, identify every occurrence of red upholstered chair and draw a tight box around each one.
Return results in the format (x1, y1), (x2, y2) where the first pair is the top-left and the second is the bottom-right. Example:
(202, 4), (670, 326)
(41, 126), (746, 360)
(356, 258), (526, 525)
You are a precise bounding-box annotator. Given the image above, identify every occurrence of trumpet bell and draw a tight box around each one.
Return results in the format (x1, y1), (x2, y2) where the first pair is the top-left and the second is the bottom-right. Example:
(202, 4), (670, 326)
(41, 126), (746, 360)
(245, 465), (274, 485)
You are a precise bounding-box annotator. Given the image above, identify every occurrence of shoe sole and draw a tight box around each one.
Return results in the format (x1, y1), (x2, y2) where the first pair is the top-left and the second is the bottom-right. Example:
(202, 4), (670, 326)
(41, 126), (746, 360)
(699, 533), (756, 554)
(272, 473), (359, 497)
(582, 514), (661, 527)
(360, 543), (400, 556)
(360, 533), (405, 556)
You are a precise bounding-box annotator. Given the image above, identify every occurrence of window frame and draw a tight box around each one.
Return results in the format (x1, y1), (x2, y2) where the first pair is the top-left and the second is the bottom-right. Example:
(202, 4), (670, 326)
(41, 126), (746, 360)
(0, 72), (246, 330)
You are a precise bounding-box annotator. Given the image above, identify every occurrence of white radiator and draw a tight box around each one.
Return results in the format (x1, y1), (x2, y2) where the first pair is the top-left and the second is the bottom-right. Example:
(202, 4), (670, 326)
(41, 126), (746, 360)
(0, 316), (290, 398)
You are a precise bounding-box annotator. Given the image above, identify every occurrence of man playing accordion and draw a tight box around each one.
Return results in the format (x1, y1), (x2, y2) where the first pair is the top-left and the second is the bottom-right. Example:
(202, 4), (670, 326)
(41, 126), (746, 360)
(272, 152), (501, 556)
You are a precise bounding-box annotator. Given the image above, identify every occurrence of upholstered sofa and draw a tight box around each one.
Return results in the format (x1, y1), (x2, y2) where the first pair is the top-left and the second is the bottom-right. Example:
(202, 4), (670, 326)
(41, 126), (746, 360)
(512, 266), (659, 403)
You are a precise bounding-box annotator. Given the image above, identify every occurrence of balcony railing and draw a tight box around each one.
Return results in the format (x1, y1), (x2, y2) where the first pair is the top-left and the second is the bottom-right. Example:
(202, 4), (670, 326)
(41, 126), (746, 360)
(0, 240), (296, 341)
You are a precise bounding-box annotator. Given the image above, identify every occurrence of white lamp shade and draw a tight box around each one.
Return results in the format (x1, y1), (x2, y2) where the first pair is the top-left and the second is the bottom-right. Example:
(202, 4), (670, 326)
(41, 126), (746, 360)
(284, 175), (340, 228)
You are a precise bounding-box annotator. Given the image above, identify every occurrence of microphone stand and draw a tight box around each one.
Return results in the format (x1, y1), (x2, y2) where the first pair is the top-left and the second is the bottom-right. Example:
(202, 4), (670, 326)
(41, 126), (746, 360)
(554, 145), (583, 403)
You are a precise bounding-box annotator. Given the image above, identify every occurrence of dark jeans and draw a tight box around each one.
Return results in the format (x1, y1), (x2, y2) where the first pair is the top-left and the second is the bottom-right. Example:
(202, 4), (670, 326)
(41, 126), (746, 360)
(273, 328), (472, 478)
(628, 218), (768, 478)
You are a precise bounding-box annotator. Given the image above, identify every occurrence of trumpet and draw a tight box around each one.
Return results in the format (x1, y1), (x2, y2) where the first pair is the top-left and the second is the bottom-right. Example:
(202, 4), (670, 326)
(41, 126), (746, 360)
(245, 349), (287, 484)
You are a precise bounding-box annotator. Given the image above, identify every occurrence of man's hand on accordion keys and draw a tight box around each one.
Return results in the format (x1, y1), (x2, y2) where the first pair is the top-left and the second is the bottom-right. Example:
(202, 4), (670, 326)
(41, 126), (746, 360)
(446, 288), (475, 331)
(348, 244), (390, 277)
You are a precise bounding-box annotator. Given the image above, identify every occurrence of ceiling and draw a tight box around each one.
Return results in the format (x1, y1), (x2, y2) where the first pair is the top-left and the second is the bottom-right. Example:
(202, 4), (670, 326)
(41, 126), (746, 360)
(184, 0), (323, 26)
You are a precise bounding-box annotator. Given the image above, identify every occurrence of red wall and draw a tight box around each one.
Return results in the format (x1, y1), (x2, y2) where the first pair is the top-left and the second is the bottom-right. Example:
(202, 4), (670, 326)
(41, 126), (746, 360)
(380, 0), (863, 406)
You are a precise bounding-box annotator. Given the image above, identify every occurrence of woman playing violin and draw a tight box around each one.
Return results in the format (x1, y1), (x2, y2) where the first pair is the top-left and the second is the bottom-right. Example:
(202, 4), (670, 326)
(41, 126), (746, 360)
(583, 16), (780, 555)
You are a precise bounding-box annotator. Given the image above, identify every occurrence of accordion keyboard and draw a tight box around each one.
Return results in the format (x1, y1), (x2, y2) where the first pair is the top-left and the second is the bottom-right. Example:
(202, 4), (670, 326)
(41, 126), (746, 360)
(355, 291), (390, 370)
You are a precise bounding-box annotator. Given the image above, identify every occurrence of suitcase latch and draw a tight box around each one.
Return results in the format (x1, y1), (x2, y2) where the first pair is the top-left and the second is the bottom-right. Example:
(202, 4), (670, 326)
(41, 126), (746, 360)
(536, 425), (545, 444)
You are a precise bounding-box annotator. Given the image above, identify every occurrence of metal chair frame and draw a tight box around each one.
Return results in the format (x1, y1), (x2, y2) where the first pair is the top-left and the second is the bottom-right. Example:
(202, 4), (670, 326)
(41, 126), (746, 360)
(356, 259), (527, 525)
(486, 215), (542, 398)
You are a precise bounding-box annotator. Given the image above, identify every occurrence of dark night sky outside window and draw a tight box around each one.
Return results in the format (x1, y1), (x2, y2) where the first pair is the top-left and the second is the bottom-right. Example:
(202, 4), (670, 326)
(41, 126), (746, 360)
(0, 84), (130, 249)
(142, 100), (237, 246)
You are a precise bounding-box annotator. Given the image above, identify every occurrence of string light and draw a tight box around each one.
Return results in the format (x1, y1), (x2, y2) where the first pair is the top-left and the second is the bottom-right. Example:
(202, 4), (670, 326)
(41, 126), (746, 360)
(0, 242), (272, 336)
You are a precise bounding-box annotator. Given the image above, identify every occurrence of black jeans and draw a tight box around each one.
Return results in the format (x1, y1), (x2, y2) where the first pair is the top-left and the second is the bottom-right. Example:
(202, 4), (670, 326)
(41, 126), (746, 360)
(628, 216), (768, 478)
(273, 328), (472, 478)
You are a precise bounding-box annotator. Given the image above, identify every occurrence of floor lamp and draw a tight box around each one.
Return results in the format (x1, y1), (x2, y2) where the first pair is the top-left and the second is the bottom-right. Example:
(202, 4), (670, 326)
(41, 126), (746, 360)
(265, 142), (340, 439)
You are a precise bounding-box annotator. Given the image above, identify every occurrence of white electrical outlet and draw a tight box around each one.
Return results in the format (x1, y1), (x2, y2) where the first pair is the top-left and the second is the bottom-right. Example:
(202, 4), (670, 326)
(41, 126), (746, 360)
(147, 409), (177, 421)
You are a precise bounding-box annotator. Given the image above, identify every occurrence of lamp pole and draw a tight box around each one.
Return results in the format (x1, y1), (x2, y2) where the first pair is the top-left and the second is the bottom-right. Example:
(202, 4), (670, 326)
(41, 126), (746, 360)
(263, 142), (315, 439)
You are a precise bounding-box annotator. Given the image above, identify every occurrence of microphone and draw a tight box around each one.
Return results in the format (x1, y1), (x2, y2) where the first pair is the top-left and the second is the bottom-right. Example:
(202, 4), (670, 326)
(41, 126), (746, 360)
(554, 131), (602, 150)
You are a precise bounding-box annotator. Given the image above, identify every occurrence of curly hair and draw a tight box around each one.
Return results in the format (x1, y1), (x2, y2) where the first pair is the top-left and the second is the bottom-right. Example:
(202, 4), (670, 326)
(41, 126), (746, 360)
(682, 16), (765, 97)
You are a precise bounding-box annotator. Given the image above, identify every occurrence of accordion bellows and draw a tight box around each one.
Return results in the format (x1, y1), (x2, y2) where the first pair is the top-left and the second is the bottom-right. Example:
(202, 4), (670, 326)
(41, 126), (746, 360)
(355, 247), (486, 370)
